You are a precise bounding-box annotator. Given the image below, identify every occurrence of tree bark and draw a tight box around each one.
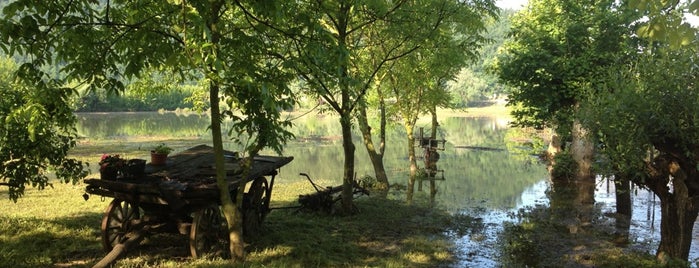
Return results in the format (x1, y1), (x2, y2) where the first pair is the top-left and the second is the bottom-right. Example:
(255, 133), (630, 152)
(570, 119), (594, 182)
(614, 174), (632, 223)
(340, 113), (356, 214)
(569, 119), (595, 225)
(356, 102), (389, 191)
(406, 122), (417, 203)
(428, 108), (438, 199)
(653, 161), (699, 262)
(207, 1), (244, 262)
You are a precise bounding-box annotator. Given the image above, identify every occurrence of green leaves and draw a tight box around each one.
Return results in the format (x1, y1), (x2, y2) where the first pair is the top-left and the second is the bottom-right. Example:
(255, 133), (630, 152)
(0, 56), (86, 202)
(496, 0), (635, 135)
(630, 0), (699, 48)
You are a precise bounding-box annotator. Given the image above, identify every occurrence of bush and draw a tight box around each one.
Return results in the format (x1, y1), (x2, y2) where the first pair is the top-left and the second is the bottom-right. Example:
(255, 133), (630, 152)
(551, 151), (577, 180)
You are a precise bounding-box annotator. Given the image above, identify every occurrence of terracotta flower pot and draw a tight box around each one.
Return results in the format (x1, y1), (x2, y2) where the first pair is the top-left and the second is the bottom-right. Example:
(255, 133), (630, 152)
(150, 152), (168, 166)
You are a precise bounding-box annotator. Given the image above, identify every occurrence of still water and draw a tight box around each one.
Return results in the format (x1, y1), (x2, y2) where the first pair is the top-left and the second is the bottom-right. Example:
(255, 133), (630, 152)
(75, 112), (698, 266)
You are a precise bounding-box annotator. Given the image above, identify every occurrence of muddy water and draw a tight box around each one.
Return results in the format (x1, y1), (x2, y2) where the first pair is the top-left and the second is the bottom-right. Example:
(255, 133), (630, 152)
(75, 112), (699, 266)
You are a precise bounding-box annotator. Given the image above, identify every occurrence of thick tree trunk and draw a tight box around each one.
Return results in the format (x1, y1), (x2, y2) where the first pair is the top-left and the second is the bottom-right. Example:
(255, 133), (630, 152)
(356, 103), (389, 191)
(653, 162), (699, 262)
(569, 120), (595, 225)
(340, 113), (356, 214)
(570, 120), (594, 182)
(614, 174), (632, 223)
(545, 133), (562, 173)
(406, 122), (417, 203)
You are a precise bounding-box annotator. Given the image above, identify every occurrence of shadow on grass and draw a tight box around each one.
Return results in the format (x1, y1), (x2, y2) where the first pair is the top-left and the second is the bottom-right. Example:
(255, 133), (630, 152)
(0, 212), (104, 268)
(244, 196), (459, 268)
(2, 194), (468, 268)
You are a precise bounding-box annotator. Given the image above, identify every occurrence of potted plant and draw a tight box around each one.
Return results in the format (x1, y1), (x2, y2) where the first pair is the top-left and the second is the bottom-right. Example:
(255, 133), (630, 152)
(150, 143), (173, 166)
(99, 154), (125, 180)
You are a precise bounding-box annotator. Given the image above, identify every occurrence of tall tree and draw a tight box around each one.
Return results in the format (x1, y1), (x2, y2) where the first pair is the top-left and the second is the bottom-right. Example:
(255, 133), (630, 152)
(355, 0), (497, 196)
(287, 0), (484, 212)
(0, 0), (294, 262)
(494, 0), (635, 181)
(582, 45), (699, 262)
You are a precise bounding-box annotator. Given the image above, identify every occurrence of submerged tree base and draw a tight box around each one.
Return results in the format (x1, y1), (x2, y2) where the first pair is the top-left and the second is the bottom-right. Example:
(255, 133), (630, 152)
(499, 203), (688, 267)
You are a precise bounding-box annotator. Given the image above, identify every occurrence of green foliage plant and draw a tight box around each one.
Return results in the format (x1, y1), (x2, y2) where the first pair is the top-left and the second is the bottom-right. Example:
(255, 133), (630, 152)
(550, 150), (577, 180)
(152, 143), (173, 155)
(0, 56), (87, 201)
(629, 0), (699, 48)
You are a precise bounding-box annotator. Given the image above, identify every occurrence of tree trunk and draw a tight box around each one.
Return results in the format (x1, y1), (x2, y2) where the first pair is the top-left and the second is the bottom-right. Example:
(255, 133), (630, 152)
(569, 119), (594, 225)
(430, 108), (438, 139)
(653, 162), (699, 262)
(210, 81), (244, 262)
(428, 108), (438, 199)
(614, 174), (632, 226)
(406, 122), (417, 203)
(340, 113), (356, 214)
(207, 1), (244, 262)
(570, 119), (594, 182)
(546, 133), (562, 173)
(356, 102), (389, 191)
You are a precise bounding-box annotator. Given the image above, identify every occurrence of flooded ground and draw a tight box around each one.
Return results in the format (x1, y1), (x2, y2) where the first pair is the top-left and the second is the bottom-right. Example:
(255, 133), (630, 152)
(450, 177), (699, 267)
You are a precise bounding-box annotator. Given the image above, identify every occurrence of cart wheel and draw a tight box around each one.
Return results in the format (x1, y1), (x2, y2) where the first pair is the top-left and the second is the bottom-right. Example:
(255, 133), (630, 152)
(190, 205), (228, 258)
(100, 199), (142, 252)
(244, 177), (269, 237)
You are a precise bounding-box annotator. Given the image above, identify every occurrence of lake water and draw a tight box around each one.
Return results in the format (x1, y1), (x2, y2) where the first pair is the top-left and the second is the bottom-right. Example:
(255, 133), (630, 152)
(75, 112), (699, 266)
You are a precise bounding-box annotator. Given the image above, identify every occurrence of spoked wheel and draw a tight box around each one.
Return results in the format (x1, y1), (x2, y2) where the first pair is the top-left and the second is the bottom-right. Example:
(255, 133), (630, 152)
(243, 177), (269, 237)
(190, 205), (228, 258)
(100, 199), (143, 251)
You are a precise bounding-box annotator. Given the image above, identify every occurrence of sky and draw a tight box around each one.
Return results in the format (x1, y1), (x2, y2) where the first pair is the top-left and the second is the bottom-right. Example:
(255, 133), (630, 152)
(495, 0), (698, 25)
(496, 0), (528, 10)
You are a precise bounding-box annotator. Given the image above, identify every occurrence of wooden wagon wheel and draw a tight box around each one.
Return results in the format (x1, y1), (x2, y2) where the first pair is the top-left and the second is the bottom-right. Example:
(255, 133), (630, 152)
(100, 199), (143, 251)
(189, 205), (228, 258)
(243, 177), (269, 237)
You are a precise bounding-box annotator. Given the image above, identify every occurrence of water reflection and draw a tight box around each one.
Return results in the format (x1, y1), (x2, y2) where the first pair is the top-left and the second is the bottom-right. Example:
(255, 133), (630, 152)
(76, 113), (547, 211)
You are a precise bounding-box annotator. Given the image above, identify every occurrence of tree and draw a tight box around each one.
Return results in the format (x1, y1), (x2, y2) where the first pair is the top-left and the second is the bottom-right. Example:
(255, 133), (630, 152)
(0, 55), (87, 201)
(582, 45), (699, 262)
(494, 0), (636, 182)
(0, 0), (294, 262)
(284, 0), (479, 213)
(349, 0), (496, 194)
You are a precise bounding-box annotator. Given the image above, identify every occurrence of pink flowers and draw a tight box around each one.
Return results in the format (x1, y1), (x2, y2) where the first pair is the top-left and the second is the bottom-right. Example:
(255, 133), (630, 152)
(99, 154), (125, 172)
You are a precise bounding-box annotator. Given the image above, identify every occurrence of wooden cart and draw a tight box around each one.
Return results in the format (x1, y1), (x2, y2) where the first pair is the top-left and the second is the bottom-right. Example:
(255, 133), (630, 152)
(84, 144), (293, 260)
